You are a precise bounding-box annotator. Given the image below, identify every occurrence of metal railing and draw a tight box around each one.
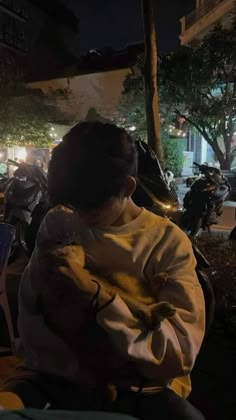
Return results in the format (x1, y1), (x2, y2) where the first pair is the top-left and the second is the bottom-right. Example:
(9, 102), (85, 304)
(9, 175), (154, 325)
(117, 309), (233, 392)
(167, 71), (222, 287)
(0, 27), (27, 52)
(0, 0), (27, 22)
(185, 0), (226, 29)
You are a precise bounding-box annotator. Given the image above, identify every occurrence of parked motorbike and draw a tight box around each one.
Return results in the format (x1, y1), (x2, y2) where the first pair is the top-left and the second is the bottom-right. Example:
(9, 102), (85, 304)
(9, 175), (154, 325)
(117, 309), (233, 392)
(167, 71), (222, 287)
(181, 162), (231, 237)
(3, 159), (49, 262)
(164, 168), (178, 192)
(0, 173), (9, 193)
(133, 141), (182, 224)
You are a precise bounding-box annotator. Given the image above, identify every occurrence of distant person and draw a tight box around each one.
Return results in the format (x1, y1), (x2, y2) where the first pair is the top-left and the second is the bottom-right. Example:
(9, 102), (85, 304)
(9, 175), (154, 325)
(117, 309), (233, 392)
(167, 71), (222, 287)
(0, 123), (205, 419)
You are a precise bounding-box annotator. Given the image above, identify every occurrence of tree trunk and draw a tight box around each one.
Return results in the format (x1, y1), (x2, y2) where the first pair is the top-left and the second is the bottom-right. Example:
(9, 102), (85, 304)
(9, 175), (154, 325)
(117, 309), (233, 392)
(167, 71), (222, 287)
(207, 138), (227, 169)
(142, 0), (162, 162)
(221, 135), (232, 170)
(207, 135), (231, 170)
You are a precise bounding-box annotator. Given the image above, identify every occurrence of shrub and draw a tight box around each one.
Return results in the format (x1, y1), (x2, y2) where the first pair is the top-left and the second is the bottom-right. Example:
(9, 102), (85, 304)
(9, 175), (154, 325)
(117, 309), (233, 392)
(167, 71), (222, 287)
(163, 137), (184, 176)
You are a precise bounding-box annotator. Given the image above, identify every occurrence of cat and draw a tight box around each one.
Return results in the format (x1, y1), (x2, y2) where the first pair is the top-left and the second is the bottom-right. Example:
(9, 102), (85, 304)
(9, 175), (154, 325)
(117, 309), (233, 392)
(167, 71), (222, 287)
(50, 244), (176, 331)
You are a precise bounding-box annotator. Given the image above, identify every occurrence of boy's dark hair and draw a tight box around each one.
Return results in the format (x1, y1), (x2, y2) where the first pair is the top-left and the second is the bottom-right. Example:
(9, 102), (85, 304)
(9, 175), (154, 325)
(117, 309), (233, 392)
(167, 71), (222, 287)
(48, 122), (137, 210)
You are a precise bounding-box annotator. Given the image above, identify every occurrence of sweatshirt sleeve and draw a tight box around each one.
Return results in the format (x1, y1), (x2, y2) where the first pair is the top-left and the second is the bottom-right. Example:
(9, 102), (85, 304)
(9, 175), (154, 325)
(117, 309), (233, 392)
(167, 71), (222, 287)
(96, 226), (205, 382)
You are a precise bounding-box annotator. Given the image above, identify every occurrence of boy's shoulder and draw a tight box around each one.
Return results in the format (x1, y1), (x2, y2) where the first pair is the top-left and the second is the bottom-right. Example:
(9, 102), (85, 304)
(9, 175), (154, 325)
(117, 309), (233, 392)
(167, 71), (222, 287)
(143, 209), (190, 245)
(143, 208), (181, 231)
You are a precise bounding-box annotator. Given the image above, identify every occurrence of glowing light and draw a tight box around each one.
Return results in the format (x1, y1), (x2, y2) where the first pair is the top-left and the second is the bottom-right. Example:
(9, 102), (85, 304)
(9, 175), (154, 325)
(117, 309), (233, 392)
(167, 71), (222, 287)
(51, 127), (55, 131)
(52, 138), (62, 145)
(129, 126), (136, 132)
(162, 204), (172, 210)
(15, 148), (27, 161)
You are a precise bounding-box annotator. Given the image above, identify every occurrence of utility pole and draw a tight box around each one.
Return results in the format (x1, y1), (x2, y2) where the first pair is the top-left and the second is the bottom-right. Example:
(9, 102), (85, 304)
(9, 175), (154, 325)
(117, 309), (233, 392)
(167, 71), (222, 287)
(142, 0), (163, 161)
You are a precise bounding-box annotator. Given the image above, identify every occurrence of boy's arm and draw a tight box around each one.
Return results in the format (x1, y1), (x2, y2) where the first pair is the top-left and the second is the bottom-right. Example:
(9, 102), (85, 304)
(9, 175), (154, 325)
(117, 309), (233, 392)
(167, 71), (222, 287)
(96, 230), (205, 382)
(54, 226), (205, 383)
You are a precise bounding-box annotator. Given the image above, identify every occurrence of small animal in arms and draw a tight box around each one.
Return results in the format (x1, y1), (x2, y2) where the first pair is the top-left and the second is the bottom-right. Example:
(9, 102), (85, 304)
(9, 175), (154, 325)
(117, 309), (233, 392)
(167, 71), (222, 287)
(52, 245), (176, 331)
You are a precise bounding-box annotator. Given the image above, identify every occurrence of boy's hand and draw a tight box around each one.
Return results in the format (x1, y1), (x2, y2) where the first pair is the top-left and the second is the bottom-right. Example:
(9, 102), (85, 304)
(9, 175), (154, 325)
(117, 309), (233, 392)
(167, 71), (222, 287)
(57, 257), (96, 296)
(50, 253), (114, 308)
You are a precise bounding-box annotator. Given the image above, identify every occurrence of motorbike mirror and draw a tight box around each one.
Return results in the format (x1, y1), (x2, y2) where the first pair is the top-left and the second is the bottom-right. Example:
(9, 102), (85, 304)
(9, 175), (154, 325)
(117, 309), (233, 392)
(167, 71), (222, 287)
(8, 159), (20, 168)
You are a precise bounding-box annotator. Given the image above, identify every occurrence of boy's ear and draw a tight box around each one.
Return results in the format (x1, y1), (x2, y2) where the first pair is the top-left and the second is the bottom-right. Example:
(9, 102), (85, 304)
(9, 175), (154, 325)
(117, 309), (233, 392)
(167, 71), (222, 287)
(124, 176), (136, 197)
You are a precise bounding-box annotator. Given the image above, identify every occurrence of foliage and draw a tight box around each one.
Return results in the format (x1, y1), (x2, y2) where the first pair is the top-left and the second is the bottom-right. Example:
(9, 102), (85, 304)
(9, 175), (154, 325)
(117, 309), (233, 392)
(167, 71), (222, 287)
(118, 16), (236, 170)
(195, 233), (236, 335)
(117, 60), (183, 174)
(160, 16), (236, 170)
(162, 136), (184, 176)
(117, 62), (147, 140)
(0, 66), (69, 147)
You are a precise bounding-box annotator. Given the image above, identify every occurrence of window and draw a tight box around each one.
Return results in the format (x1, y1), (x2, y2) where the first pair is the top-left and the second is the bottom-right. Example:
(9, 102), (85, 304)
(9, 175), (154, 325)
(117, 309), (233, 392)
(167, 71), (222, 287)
(0, 16), (26, 51)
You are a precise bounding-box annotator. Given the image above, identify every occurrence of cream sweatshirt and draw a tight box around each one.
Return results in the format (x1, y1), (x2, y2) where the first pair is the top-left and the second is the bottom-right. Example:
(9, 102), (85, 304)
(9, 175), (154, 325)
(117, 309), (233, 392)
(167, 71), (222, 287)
(18, 206), (205, 398)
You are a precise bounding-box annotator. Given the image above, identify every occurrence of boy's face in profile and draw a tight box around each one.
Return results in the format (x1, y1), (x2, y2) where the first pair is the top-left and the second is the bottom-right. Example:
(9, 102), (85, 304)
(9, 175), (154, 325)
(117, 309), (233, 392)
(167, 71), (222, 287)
(79, 176), (137, 228)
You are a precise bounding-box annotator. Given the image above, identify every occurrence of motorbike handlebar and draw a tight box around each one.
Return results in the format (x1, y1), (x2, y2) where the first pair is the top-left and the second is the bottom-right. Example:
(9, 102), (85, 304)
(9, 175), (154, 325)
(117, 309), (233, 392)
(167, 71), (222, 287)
(8, 159), (21, 167)
(7, 160), (47, 191)
(192, 162), (229, 186)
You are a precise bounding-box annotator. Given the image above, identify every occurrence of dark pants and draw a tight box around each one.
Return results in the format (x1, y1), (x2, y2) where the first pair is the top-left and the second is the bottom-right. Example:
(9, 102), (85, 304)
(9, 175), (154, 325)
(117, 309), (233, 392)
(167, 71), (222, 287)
(2, 368), (204, 420)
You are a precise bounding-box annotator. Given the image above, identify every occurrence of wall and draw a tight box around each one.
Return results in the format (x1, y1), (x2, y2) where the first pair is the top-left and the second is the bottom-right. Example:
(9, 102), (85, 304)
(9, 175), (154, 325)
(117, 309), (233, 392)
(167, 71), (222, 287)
(28, 67), (131, 122)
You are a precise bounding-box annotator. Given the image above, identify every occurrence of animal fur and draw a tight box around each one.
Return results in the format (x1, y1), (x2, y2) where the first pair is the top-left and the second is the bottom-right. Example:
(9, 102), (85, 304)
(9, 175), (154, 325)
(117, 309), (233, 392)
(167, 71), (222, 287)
(51, 244), (176, 331)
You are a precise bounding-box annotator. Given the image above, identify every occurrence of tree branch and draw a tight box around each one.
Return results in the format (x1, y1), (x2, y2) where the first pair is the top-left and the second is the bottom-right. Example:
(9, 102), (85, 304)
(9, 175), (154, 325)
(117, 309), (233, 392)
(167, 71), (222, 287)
(175, 109), (225, 165)
(175, 109), (212, 143)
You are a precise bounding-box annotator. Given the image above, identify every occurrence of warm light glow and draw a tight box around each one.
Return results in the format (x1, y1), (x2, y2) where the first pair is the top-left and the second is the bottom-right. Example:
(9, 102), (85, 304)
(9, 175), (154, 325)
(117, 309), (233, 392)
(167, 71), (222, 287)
(15, 148), (27, 161)
(52, 138), (62, 145)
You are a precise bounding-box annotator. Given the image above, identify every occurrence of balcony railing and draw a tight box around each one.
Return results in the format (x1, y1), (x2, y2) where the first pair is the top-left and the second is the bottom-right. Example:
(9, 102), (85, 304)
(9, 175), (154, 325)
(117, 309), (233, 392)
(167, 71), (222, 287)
(0, 0), (27, 22)
(0, 28), (27, 52)
(185, 0), (225, 29)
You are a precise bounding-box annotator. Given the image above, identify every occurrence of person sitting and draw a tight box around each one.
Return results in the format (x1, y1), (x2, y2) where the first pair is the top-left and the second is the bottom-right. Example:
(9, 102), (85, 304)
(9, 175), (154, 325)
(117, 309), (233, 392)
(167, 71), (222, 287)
(0, 122), (205, 419)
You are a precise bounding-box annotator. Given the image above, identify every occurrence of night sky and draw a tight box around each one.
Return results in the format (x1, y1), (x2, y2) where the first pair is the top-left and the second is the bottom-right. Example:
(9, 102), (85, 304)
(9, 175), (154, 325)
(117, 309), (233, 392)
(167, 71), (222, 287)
(64, 0), (195, 53)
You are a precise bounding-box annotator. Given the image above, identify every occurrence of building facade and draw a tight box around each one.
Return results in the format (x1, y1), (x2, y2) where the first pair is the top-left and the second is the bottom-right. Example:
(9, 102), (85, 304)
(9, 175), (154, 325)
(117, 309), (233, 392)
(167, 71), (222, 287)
(28, 44), (144, 123)
(0, 0), (79, 77)
(179, 0), (235, 169)
(180, 0), (235, 46)
(0, 0), (28, 64)
(0, 45), (142, 172)
(0, 0), (80, 172)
